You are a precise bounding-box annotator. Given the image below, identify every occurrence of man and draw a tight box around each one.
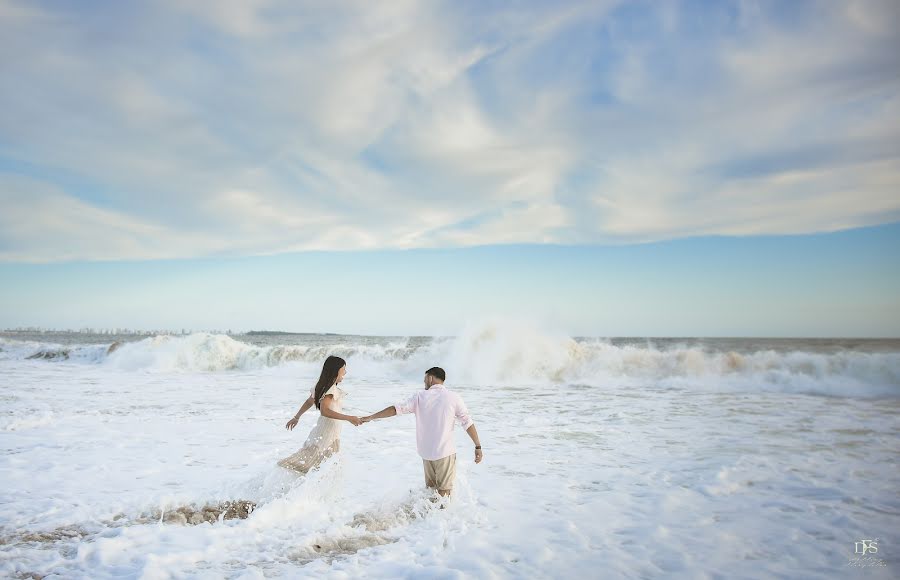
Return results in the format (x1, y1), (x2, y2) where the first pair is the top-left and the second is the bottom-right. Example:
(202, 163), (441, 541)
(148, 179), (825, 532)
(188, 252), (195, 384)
(363, 367), (482, 497)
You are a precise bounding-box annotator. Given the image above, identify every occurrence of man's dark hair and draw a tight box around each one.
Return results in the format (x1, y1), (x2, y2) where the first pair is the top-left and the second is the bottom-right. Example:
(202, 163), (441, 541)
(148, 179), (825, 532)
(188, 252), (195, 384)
(426, 367), (446, 382)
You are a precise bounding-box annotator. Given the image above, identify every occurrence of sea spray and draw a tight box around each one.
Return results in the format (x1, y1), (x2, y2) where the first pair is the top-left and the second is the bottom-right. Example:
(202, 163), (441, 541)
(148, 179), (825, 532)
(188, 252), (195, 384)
(2, 323), (898, 397)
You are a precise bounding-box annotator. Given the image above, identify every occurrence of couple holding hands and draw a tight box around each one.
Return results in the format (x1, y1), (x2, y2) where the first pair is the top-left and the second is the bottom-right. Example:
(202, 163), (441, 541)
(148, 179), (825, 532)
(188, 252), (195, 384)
(278, 356), (483, 496)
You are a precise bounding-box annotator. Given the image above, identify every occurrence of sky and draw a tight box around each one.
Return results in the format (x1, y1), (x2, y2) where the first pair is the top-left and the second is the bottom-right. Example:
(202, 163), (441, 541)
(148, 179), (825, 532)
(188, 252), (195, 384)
(0, 0), (899, 337)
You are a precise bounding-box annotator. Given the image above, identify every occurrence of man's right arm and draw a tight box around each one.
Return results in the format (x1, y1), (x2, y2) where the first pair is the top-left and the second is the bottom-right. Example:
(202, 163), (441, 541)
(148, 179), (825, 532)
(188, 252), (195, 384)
(364, 406), (398, 421)
(364, 393), (416, 422)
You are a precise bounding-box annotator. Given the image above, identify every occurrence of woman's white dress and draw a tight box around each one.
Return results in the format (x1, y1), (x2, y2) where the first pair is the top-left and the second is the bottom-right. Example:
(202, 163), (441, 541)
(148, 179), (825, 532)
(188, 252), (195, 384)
(277, 384), (346, 473)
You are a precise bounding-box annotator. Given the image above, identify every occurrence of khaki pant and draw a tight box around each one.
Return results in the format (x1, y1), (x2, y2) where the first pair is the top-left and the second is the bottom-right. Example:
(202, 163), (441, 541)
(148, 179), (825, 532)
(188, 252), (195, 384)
(422, 453), (456, 491)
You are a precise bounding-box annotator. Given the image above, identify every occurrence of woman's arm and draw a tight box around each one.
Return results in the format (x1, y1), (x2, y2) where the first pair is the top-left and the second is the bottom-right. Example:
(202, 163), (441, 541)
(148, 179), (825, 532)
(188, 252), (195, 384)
(285, 395), (315, 430)
(320, 395), (362, 426)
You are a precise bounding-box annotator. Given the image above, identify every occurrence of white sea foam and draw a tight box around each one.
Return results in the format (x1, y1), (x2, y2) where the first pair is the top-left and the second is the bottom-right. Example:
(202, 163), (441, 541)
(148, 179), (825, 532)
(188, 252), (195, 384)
(2, 411), (54, 432)
(3, 321), (898, 398)
(0, 338), (109, 364)
(0, 327), (897, 578)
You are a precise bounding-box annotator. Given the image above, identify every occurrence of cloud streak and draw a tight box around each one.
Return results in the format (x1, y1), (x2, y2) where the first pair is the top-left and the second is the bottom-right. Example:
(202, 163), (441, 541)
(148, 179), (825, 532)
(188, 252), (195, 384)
(0, 0), (898, 262)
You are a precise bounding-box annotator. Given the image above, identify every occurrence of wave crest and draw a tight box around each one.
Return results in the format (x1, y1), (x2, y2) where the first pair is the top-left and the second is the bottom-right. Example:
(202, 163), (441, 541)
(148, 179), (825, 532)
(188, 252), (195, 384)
(3, 324), (898, 397)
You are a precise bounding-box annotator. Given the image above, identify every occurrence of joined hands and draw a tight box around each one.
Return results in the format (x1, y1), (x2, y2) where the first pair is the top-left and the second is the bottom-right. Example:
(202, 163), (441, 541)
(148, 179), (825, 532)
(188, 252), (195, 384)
(286, 415), (373, 429)
(349, 415), (376, 426)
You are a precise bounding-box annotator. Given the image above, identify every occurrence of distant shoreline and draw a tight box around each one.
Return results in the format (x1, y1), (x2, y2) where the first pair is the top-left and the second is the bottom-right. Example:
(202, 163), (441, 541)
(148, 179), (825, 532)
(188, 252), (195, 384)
(1, 329), (898, 341)
(244, 330), (339, 336)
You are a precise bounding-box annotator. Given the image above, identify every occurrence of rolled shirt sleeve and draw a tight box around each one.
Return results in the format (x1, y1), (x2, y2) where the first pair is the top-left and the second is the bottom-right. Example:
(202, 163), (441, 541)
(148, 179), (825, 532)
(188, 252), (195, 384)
(454, 395), (474, 429)
(394, 392), (418, 415)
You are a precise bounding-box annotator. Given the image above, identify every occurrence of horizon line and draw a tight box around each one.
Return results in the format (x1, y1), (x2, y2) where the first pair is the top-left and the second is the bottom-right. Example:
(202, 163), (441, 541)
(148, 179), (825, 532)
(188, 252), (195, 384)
(2, 328), (898, 341)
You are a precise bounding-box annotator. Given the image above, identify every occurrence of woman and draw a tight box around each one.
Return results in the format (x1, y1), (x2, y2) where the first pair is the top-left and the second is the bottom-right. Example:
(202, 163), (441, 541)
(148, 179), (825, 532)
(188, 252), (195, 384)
(278, 355), (362, 473)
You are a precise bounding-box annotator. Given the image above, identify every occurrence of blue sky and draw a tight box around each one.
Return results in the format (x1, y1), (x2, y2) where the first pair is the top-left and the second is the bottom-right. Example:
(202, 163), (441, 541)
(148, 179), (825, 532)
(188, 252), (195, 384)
(2, 223), (898, 337)
(0, 0), (898, 336)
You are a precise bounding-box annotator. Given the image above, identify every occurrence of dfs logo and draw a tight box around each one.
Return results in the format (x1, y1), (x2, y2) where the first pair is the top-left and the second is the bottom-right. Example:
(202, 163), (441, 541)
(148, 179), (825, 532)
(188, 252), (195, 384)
(854, 539), (878, 556)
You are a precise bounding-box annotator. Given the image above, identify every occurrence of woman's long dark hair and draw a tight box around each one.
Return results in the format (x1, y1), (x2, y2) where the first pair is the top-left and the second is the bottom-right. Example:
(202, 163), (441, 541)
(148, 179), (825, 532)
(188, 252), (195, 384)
(314, 356), (346, 409)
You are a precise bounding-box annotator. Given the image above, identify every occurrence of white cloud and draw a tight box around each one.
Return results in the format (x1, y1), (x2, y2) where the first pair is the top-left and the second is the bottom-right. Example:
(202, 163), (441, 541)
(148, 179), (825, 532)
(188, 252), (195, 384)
(0, 175), (225, 262)
(0, 0), (898, 262)
(428, 202), (571, 246)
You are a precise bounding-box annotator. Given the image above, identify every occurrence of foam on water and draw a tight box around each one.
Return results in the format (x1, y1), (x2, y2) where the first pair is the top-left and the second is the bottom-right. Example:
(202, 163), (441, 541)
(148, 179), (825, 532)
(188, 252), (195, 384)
(2, 320), (898, 398)
(1, 322), (898, 577)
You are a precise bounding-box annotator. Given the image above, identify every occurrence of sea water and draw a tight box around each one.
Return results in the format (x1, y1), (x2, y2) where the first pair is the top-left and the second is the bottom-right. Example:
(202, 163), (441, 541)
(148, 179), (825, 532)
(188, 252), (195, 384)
(1, 322), (898, 579)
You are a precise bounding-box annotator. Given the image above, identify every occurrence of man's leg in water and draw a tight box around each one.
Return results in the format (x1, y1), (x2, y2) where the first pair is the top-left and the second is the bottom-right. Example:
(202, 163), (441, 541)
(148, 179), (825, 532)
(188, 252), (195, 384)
(423, 454), (456, 500)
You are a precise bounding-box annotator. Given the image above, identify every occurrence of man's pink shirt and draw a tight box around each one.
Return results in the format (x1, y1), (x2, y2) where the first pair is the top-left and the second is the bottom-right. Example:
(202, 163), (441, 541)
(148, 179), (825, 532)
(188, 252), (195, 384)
(394, 384), (474, 461)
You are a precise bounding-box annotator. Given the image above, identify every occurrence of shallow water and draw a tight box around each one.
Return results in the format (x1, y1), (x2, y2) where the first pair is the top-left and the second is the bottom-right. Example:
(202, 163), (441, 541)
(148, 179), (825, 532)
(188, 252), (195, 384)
(1, 327), (898, 578)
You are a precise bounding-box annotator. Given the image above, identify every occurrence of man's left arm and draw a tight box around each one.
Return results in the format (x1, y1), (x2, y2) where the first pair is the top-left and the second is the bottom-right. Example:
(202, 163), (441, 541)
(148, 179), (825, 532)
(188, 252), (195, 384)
(466, 423), (483, 463)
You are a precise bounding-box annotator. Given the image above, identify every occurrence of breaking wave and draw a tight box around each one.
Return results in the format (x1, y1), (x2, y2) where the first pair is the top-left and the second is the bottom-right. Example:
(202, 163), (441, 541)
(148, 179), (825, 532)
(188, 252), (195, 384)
(2, 322), (898, 397)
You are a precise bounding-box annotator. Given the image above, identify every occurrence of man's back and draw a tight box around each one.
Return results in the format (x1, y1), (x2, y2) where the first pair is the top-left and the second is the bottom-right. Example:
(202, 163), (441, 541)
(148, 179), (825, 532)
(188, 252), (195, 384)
(395, 384), (473, 461)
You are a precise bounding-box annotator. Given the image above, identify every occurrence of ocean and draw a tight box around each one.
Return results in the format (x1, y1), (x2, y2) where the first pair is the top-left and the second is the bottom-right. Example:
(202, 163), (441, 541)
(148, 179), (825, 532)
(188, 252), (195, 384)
(1, 323), (898, 578)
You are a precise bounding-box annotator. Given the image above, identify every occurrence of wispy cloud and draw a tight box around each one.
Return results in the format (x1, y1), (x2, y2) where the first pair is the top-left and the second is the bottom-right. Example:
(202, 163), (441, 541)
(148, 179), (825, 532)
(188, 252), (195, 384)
(0, 0), (898, 262)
